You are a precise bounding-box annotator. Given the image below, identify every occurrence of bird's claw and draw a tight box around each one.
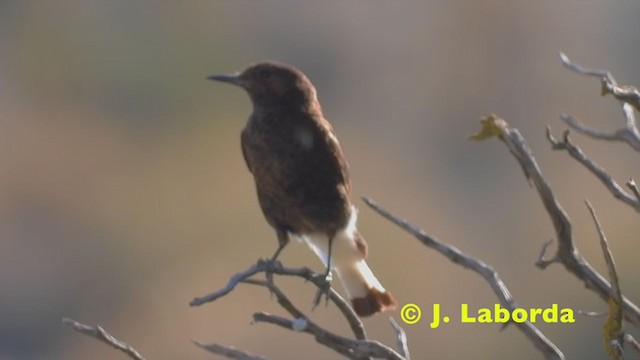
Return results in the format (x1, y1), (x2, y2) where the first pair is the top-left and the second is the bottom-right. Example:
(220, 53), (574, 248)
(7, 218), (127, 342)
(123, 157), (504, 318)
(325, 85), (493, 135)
(312, 271), (333, 310)
(264, 258), (281, 297)
(324, 271), (333, 283)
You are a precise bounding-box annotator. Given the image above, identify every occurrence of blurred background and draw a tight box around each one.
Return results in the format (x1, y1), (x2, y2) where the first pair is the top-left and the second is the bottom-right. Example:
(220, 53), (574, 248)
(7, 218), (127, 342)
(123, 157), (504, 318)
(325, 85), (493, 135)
(1, 1), (639, 359)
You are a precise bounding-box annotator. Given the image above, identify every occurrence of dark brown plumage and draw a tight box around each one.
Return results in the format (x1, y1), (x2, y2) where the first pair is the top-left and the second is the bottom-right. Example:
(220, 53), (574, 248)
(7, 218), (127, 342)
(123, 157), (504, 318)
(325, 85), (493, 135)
(209, 61), (396, 317)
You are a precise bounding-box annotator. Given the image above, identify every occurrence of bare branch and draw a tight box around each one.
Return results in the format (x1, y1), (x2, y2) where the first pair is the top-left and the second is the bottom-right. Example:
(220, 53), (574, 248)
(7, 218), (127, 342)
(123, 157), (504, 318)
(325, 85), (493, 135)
(190, 259), (367, 341)
(362, 196), (564, 360)
(585, 201), (623, 360)
(560, 52), (640, 111)
(626, 178), (640, 202)
(546, 126), (640, 212)
(473, 115), (640, 329)
(559, 53), (640, 151)
(389, 318), (410, 360)
(243, 279), (309, 318)
(559, 110), (640, 152)
(585, 201), (622, 307)
(248, 281), (404, 360)
(616, 85), (640, 111)
(252, 312), (362, 360)
(190, 259), (271, 306)
(62, 318), (146, 360)
(559, 114), (620, 141)
(193, 272), (402, 360)
(535, 239), (558, 269)
(577, 310), (607, 317)
(624, 334), (640, 355)
(193, 340), (268, 360)
(559, 52), (615, 83)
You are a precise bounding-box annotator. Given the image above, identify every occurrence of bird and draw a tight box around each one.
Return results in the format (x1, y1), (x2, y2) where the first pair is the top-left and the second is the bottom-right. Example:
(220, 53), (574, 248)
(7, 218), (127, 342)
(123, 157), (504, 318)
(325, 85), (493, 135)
(208, 61), (396, 317)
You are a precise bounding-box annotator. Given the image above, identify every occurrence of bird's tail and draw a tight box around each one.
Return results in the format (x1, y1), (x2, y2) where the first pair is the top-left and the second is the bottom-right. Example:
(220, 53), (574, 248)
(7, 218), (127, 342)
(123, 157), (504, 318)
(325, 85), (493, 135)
(296, 208), (396, 317)
(336, 259), (397, 317)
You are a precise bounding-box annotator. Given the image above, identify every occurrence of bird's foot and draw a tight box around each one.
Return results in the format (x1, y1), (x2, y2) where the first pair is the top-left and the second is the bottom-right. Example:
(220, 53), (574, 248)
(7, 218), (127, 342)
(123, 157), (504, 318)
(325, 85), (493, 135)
(312, 270), (333, 310)
(324, 270), (333, 283)
(263, 258), (282, 297)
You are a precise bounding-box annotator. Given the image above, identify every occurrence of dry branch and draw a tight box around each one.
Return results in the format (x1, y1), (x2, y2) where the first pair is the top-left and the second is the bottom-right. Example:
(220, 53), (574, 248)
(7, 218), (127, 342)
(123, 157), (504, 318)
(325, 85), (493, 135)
(193, 340), (268, 360)
(191, 259), (407, 360)
(389, 317), (411, 360)
(627, 179), (640, 201)
(190, 259), (367, 341)
(473, 115), (640, 330)
(247, 280), (404, 360)
(624, 334), (640, 356)
(362, 196), (564, 360)
(546, 127), (640, 212)
(585, 201), (623, 360)
(559, 53), (640, 151)
(62, 318), (146, 360)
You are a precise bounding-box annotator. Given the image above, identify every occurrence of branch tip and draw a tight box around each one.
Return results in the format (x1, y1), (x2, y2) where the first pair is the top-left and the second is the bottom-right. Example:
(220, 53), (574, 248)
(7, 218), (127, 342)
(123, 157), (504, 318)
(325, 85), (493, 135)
(389, 317), (411, 360)
(62, 317), (146, 360)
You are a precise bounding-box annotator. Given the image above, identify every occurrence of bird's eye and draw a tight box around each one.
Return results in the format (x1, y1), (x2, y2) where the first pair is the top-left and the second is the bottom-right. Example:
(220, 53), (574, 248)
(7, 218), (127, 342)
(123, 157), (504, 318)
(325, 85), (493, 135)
(257, 69), (271, 79)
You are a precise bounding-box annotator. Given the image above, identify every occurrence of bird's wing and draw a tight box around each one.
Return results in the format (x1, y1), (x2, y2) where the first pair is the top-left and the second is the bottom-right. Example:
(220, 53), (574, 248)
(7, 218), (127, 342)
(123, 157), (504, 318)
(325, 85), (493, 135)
(240, 128), (253, 173)
(317, 117), (352, 194)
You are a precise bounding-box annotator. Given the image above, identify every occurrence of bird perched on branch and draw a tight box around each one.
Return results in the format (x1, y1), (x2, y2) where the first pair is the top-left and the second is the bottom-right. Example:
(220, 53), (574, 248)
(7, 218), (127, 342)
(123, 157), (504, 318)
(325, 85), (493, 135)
(209, 61), (396, 317)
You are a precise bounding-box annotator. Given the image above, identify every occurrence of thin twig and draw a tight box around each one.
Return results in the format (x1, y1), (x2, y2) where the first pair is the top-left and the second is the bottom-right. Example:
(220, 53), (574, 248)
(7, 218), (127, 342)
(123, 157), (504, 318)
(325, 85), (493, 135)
(577, 310), (607, 317)
(585, 201), (622, 308)
(626, 179), (640, 202)
(389, 318), (410, 360)
(242, 279), (308, 319)
(193, 340), (268, 360)
(253, 311), (403, 360)
(559, 114), (620, 141)
(585, 201), (624, 360)
(248, 281), (404, 360)
(559, 52), (615, 83)
(251, 312), (361, 360)
(559, 53), (640, 151)
(62, 318), (146, 360)
(546, 126), (640, 212)
(362, 196), (564, 360)
(624, 334), (640, 355)
(189, 259), (272, 306)
(535, 239), (558, 269)
(559, 52), (640, 111)
(190, 259), (367, 341)
(473, 115), (640, 330)
(194, 273), (398, 360)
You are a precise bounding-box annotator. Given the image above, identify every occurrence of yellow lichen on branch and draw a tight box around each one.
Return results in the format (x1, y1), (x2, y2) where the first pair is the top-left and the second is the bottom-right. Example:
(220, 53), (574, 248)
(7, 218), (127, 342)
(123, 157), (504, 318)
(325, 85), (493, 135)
(469, 114), (509, 141)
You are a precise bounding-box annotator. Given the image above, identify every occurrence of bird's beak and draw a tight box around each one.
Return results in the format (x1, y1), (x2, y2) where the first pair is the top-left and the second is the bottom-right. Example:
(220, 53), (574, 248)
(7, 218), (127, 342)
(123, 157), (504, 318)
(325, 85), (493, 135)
(207, 72), (244, 87)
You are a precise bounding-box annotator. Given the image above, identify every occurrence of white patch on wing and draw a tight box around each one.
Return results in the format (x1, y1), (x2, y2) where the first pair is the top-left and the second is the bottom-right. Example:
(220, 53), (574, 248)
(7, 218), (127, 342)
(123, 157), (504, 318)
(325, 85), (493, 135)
(327, 131), (340, 147)
(294, 126), (314, 150)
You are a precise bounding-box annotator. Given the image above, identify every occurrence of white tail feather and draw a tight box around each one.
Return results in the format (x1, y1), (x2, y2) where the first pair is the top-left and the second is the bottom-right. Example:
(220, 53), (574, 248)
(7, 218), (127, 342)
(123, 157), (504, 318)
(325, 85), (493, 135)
(291, 207), (387, 300)
(336, 259), (386, 299)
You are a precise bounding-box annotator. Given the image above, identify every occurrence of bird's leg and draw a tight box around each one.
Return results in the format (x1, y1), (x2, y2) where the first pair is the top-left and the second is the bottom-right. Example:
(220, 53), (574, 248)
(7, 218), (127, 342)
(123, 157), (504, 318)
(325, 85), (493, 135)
(324, 235), (334, 282)
(313, 235), (334, 309)
(266, 231), (289, 290)
(270, 239), (288, 264)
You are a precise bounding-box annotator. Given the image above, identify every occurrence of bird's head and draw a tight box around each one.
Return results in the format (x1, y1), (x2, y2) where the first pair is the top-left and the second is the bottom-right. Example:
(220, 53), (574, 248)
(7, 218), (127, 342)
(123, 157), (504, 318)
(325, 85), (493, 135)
(208, 61), (318, 111)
